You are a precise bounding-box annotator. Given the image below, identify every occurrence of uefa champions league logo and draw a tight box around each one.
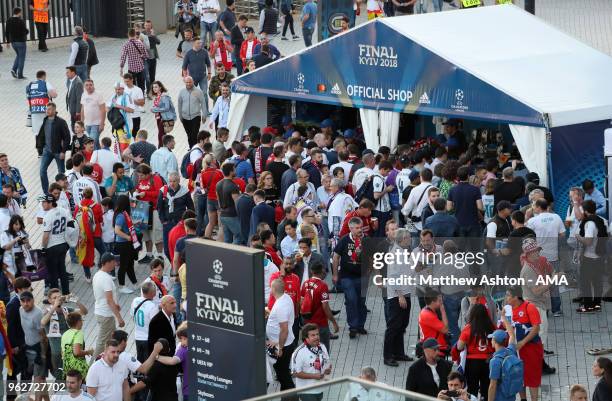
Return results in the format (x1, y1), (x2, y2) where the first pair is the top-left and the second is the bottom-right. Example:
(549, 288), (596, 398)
(455, 89), (464, 102)
(212, 259), (223, 277)
(294, 73), (309, 94)
(452, 88), (468, 112)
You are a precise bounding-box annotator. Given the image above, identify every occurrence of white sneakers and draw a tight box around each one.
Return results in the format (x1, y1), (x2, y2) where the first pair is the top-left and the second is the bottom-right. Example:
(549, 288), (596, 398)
(119, 286), (135, 294)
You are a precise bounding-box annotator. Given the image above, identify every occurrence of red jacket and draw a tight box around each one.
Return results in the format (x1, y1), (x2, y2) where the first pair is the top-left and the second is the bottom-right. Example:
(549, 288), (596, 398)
(75, 198), (103, 238)
(136, 174), (164, 208)
(240, 38), (260, 68)
(209, 38), (233, 72)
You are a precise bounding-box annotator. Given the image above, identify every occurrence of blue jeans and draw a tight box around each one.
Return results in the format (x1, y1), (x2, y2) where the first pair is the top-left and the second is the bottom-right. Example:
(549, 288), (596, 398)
(443, 291), (464, 346)
(200, 21), (218, 47)
(75, 64), (88, 82)
(302, 27), (314, 47)
(86, 125), (101, 149)
(195, 192), (209, 237)
(432, 0), (443, 12)
(219, 216), (242, 244)
(172, 280), (184, 324)
(11, 42), (26, 77)
(339, 276), (367, 331)
(40, 149), (66, 193)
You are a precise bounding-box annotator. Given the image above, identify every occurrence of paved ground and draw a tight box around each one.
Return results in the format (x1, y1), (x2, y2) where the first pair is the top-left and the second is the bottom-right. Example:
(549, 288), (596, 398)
(0, 1), (611, 400)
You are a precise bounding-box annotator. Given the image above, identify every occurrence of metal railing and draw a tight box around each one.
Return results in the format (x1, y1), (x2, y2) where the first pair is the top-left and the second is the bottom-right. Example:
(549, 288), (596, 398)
(0, 0), (74, 44)
(244, 376), (438, 401)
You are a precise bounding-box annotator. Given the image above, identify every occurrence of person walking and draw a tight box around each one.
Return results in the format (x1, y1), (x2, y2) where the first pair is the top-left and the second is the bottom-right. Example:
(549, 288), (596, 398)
(150, 135), (179, 183)
(230, 15), (248, 76)
(178, 76), (207, 148)
(150, 81), (177, 148)
(143, 20), (161, 96)
(182, 39), (212, 92)
(258, 0), (279, 35)
(106, 82), (135, 154)
(80, 79), (105, 149)
(6, 7), (28, 79)
(280, 0), (299, 40)
(209, 62), (234, 105)
(209, 30), (234, 73)
(27, 70), (58, 149)
(36, 103), (71, 193)
(113, 195), (140, 293)
(42, 194), (73, 295)
(122, 73), (145, 135)
(30, 0), (50, 51)
(290, 324), (332, 399)
(83, 29), (99, 79)
(209, 83), (231, 130)
(65, 66), (84, 132)
(158, 172), (194, 258)
(68, 26), (89, 81)
(267, 279), (296, 391)
(197, 0), (221, 48)
(92, 253), (124, 357)
(119, 29), (148, 92)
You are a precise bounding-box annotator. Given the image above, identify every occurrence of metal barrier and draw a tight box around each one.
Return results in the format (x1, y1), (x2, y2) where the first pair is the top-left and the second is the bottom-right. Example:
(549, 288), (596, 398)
(0, 0), (74, 44)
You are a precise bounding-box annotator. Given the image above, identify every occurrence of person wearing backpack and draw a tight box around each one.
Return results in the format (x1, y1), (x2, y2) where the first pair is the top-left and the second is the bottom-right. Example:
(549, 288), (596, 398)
(504, 286), (543, 401)
(487, 313), (523, 401)
(575, 199), (608, 313)
(401, 168), (434, 235)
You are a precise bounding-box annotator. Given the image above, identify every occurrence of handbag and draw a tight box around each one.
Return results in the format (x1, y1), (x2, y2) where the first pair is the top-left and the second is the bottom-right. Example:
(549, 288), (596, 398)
(17, 249), (48, 282)
(162, 120), (175, 133)
(62, 330), (89, 380)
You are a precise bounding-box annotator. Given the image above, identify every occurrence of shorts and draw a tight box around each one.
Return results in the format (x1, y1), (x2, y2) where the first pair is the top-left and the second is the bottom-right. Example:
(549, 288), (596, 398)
(25, 346), (48, 378)
(142, 210), (163, 243)
(518, 341), (544, 387)
(207, 199), (219, 212)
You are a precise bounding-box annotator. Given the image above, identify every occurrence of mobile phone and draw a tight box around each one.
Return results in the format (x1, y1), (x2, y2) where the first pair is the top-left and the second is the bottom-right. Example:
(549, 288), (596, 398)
(445, 390), (460, 397)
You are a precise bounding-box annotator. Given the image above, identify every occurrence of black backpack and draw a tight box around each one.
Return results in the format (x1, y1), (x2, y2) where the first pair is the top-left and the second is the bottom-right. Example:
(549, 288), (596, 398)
(354, 175), (378, 204)
(107, 107), (125, 131)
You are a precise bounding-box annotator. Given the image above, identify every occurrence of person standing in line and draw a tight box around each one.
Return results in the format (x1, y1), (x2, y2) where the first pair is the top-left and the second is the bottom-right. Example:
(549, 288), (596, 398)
(30, 0), (50, 52)
(230, 15), (248, 76)
(267, 279), (296, 391)
(119, 29), (148, 92)
(68, 26), (89, 81)
(79, 79), (105, 149)
(6, 7), (28, 79)
(198, 0), (221, 48)
(178, 76), (207, 148)
(131, 281), (159, 363)
(65, 66), (84, 132)
(216, 163), (243, 244)
(92, 253), (125, 358)
(157, 172), (194, 258)
(37, 103), (71, 194)
(301, 0), (317, 47)
(290, 324), (332, 400)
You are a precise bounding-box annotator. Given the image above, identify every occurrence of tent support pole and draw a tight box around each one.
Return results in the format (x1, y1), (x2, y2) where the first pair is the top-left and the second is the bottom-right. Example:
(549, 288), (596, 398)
(543, 113), (553, 194)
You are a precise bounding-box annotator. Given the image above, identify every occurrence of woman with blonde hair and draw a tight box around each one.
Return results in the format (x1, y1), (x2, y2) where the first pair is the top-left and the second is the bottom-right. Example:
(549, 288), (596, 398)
(257, 171), (280, 204)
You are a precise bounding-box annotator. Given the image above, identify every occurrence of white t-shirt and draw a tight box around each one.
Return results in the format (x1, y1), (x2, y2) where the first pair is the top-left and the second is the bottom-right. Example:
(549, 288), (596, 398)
(266, 293), (295, 346)
(427, 362), (440, 387)
(58, 191), (72, 213)
(90, 148), (121, 181)
(352, 167), (375, 193)
(0, 208), (10, 231)
(86, 357), (130, 401)
(66, 169), (82, 189)
(102, 210), (115, 243)
(81, 91), (106, 126)
(131, 297), (159, 341)
(143, 275), (172, 306)
(395, 168), (412, 196)
(372, 174), (390, 212)
(526, 212), (565, 261)
(121, 84), (144, 118)
(72, 177), (102, 205)
(290, 342), (330, 391)
(0, 230), (25, 275)
(93, 270), (117, 317)
(43, 207), (72, 248)
(482, 194), (495, 224)
(327, 192), (358, 234)
(263, 259), (278, 302)
(344, 382), (389, 401)
(51, 391), (95, 401)
(44, 305), (71, 338)
(566, 204), (582, 247)
(189, 146), (205, 164)
(198, 0), (220, 23)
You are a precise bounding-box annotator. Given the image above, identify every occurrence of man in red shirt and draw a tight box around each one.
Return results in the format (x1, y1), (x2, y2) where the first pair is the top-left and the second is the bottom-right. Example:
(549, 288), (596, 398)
(262, 229), (282, 267)
(200, 158), (224, 239)
(418, 289), (449, 355)
(300, 262), (339, 352)
(506, 286), (544, 401)
(168, 210), (196, 264)
(134, 163), (165, 263)
(338, 199), (377, 238)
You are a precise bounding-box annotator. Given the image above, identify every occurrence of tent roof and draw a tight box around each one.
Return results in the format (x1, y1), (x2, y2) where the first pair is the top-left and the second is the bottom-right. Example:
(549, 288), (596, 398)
(231, 5), (612, 127)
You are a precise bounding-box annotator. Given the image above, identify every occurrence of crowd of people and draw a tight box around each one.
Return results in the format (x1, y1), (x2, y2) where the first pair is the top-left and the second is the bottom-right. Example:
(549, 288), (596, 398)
(0, 1), (608, 401)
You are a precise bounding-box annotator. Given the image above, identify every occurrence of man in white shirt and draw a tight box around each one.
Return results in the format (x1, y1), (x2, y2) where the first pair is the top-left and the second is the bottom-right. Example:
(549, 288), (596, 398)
(372, 160), (393, 237)
(330, 150), (353, 186)
(280, 221), (299, 258)
(80, 79), (106, 149)
(92, 253), (125, 358)
(525, 198), (565, 316)
(402, 168), (434, 233)
(122, 73), (145, 134)
(344, 367), (389, 401)
(198, 0), (221, 48)
(290, 324), (331, 396)
(131, 282), (159, 362)
(71, 164), (102, 205)
(352, 153), (376, 193)
(266, 279), (296, 391)
(90, 137), (121, 181)
(283, 168), (319, 210)
(51, 369), (94, 400)
(42, 194), (74, 295)
(142, 258), (171, 306)
(327, 178), (358, 241)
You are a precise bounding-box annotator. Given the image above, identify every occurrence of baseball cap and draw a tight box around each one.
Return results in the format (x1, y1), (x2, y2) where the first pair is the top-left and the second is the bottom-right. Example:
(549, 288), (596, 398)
(488, 329), (508, 344)
(526, 172), (540, 184)
(100, 252), (116, 265)
(42, 194), (56, 203)
(320, 118), (333, 129)
(409, 170), (420, 181)
(343, 129), (355, 139)
(19, 291), (34, 301)
(522, 238), (542, 254)
(422, 338), (440, 349)
(362, 149), (374, 157)
(496, 200), (513, 212)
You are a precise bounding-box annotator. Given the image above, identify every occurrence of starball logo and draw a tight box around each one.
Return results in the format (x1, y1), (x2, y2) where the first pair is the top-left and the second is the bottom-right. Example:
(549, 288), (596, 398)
(209, 259), (229, 290)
